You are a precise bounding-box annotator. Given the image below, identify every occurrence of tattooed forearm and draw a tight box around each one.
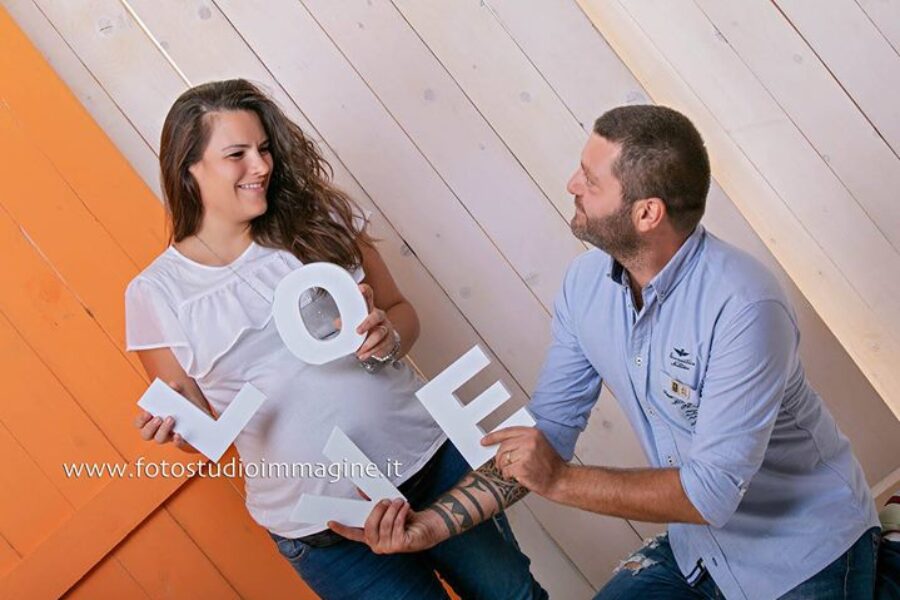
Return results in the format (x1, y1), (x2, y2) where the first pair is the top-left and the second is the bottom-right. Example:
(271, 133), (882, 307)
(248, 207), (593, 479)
(425, 491), (475, 536)
(423, 459), (530, 538)
(456, 486), (486, 522)
(475, 459), (530, 506)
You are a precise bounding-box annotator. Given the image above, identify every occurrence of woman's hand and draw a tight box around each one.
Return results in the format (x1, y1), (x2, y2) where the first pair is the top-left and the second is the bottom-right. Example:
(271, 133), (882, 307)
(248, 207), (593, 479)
(328, 498), (444, 554)
(354, 283), (398, 361)
(133, 381), (198, 453)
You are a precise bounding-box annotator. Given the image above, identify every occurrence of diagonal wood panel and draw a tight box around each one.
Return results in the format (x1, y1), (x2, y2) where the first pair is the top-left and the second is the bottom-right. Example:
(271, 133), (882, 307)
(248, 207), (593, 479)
(576, 0), (900, 423)
(0, 8), (314, 598)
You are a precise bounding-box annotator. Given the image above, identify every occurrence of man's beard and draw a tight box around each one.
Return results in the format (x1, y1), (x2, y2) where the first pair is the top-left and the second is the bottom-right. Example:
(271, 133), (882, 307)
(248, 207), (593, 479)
(571, 201), (643, 262)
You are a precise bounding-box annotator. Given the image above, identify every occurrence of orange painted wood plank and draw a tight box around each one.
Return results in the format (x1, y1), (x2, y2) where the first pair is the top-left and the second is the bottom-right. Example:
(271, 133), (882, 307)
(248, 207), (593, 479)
(0, 165), (176, 460)
(0, 460), (190, 600)
(0, 9), (317, 598)
(0, 105), (142, 373)
(112, 508), (240, 600)
(0, 183), (244, 598)
(165, 476), (315, 599)
(62, 555), (149, 600)
(0, 424), (72, 556)
(0, 105), (240, 597)
(115, 511), (239, 598)
(0, 6), (166, 268)
(0, 126), (279, 593)
(0, 313), (118, 507)
(0, 536), (19, 580)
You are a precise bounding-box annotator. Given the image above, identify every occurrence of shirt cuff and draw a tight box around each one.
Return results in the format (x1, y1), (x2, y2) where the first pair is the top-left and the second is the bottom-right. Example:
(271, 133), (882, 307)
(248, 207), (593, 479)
(679, 459), (743, 529)
(534, 417), (580, 462)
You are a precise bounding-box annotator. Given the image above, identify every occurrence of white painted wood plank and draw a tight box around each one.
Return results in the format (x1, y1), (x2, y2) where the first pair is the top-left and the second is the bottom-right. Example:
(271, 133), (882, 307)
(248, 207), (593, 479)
(697, 0), (900, 251)
(576, 0), (900, 421)
(615, 0), (900, 331)
(507, 500), (596, 598)
(486, 0), (649, 125)
(214, 0), (554, 397)
(300, 0), (585, 310)
(524, 493), (642, 590)
(874, 467), (900, 509)
(390, 0), (587, 222)
(2, 0), (161, 198)
(776, 0), (900, 154)
(857, 0), (900, 55)
(32, 0), (187, 153)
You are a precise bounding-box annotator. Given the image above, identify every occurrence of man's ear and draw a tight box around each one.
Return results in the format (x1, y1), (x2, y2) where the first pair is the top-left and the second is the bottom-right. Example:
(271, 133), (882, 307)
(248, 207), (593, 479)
(633, 197), (667, 233)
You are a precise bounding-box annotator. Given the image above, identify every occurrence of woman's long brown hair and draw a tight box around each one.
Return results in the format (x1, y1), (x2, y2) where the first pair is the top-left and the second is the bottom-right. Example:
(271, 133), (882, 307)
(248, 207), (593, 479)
(159, 79), (369, 269)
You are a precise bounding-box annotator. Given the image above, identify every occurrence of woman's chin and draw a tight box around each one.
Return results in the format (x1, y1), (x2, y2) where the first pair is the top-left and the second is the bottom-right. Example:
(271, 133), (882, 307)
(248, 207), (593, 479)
(245, 197), (268, 218)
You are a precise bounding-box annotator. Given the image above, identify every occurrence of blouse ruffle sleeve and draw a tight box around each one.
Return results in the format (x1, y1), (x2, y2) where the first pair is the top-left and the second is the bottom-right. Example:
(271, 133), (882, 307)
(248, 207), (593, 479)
(124, 277), (195, 375)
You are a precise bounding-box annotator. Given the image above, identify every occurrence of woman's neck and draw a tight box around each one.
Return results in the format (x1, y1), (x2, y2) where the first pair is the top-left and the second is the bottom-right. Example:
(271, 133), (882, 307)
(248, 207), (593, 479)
(175, 221), (254, 266)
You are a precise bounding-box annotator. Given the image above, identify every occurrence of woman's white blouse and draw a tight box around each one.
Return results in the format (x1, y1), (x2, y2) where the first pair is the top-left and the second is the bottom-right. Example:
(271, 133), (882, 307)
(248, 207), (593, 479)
(125, 241), (445, 537)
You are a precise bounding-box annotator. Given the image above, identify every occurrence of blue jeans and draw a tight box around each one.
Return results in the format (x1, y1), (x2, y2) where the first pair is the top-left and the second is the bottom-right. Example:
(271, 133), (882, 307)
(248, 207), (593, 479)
(876, 536), (899, 599)
(596, 528), (881, 599)
(270, 442), (547, 599)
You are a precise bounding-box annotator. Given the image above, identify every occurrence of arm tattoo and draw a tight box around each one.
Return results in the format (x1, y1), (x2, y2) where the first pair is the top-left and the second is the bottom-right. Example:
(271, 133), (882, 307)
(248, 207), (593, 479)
(425, 492), (474, 536)
(474, 459), (530, 506)
(424, 459), (529, 537)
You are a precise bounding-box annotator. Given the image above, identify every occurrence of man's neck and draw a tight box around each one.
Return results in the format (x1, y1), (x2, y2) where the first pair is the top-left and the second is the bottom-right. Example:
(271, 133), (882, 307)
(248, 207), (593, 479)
(620, 231), (691, 312)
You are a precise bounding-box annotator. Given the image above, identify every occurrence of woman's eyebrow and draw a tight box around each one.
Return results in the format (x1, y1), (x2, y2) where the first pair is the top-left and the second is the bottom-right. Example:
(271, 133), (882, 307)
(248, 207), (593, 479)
(221, 139), (269, 152)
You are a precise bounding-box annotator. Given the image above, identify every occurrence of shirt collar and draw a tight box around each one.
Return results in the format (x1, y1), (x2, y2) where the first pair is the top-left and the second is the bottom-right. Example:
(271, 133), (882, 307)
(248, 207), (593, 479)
(606, 225), (706, 304)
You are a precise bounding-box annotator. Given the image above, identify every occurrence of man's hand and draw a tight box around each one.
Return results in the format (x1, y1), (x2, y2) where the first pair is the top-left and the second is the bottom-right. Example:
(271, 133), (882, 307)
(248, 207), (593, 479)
(482, 426), (568, 498)
(328, 498), (445, 554)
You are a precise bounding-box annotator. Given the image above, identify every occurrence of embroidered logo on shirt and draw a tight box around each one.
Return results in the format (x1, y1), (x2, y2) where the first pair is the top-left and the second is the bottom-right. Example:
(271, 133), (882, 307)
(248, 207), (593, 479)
(668, 346), (695, 371)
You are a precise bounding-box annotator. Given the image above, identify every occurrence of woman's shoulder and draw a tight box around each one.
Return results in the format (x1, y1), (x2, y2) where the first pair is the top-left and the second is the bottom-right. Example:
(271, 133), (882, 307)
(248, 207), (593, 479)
(125, 248), (189, 302)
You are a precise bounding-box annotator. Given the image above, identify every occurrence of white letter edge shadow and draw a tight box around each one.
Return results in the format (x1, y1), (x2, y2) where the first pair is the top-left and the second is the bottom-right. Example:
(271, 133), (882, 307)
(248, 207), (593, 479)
(415, 345), (536, 469)
(137, 378), (266, 462)
(273, 262), (368, 365)
(291, 427), (405, 528)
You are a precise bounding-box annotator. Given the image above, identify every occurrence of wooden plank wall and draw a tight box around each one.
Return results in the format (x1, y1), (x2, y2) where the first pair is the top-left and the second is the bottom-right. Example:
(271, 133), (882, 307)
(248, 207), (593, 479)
(2, 0), (898, 597)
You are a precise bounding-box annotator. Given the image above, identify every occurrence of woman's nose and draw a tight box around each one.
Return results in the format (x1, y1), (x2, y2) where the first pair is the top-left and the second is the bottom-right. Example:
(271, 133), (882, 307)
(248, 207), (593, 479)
(250, 152), (270, 176)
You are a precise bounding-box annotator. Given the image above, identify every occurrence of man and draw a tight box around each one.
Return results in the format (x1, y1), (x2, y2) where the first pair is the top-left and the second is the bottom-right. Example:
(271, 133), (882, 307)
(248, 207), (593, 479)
(331, 105), (881, 599)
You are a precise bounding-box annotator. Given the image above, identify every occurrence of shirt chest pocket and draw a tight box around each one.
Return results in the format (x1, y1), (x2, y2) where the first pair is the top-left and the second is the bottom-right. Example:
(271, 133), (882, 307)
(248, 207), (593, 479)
(655, 343), (705, 430)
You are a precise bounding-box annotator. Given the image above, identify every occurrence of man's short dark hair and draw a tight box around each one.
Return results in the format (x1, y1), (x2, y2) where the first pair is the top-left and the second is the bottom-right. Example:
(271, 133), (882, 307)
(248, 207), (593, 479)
(594, 105), (710, 233)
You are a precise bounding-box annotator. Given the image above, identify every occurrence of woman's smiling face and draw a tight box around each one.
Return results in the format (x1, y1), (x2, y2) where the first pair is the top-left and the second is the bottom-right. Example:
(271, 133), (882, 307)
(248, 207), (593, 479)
(188, 109), (273, 228)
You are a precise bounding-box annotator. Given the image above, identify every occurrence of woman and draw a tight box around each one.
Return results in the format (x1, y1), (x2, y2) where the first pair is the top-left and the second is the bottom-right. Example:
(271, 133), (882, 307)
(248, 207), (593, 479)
(126, 79), (545, 599)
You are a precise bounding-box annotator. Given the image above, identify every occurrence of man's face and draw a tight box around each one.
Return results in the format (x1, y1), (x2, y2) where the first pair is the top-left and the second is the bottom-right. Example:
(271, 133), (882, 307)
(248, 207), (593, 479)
(567, 134), (642, 260)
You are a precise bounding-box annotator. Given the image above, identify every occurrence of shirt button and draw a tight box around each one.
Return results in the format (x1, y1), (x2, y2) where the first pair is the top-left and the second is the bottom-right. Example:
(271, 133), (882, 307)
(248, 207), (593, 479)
(647, 407), (655, 416)
(634, 356), (643, 367)
(666, 456), (674, 465)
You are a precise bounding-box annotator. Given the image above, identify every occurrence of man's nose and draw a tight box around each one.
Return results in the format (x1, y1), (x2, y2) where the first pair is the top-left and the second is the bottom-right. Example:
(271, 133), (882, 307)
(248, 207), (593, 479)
(566, 170), (582, 195)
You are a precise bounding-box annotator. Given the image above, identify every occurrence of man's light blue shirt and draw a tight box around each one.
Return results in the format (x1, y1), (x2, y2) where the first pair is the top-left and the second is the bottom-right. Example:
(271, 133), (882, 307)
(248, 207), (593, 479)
(530, 225), (879, 600)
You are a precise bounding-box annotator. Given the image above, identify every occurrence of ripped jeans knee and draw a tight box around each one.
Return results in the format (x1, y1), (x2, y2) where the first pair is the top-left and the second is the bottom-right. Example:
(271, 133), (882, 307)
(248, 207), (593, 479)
(612, 534), (667, 577)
